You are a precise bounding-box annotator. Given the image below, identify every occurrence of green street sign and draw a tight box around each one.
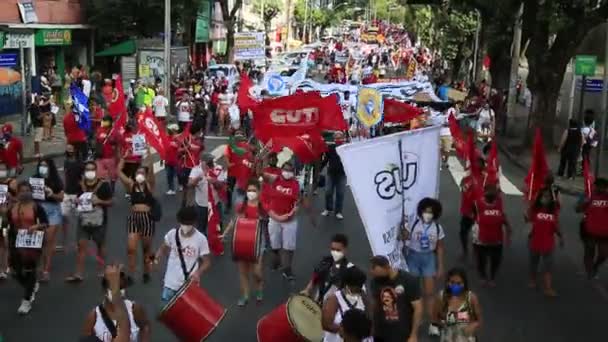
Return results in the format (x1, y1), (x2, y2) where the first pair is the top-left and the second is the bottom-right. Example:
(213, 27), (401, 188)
(575, 55), (597, 76)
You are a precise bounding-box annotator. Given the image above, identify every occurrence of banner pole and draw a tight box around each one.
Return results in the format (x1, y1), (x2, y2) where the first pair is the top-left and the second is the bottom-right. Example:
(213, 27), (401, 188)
(398, 139), (406, 229)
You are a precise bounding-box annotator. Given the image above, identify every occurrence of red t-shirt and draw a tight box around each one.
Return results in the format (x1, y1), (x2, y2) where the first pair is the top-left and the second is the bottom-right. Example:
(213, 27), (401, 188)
(63, 113), (87, 143)
(528, 207), (559, 253)
(120, 131), (142, 163)
(182, 139), (203, 169)
(165, 136), (179, 167)
(225, 143), (249, 177)
(234, 153), (254, 190)
(460, 176), (477, 217)
(96, 127), (116, 159)
(261, 166), (281, 208)
(475, 198), (506, 244)
(237, 202), (264, 219)
(0, 137), (22, 168)
(268, 177), (299, 216)
(584, 193), (608, 237)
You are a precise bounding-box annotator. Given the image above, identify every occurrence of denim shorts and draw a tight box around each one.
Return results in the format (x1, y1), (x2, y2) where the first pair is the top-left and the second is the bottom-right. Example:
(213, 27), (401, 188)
(40, 201), (63, 226)
(160, 286), (178, 308)
(406, 249), (437, 277)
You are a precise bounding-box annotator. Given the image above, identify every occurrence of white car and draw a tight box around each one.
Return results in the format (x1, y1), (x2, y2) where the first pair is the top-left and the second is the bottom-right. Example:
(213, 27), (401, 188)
(208, 64), (239, 88)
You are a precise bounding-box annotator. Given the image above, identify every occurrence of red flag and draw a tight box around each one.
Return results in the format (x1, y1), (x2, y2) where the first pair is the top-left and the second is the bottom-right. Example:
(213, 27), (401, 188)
(109, 74), (127, 121)
(136, 108), (170, 160)
(383, 99), (424, 123)
(207, 187), (224, 256)
(448, 112), (465, 159)
(269, 130), (328, 164)
(583, 157), (594, 198)
(237, 72), (259, 113)
(524, 129), (549, 201)
(484, 140), (499, 187)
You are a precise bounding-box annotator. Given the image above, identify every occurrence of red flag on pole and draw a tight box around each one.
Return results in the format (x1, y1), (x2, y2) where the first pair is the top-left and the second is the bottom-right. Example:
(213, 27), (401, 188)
(448, 112), (465, 159)
(109, 74), (127, 122)
(583, 156), (594, 198)
(136, 108), (170, 160)
(269, 130), (328, 164)
(237, 72), (259, 114)
(207, 187), (224, 256)
(524, 128), (549, 201)
(484, 140), (499, 187)
(383, 99), (424, 123)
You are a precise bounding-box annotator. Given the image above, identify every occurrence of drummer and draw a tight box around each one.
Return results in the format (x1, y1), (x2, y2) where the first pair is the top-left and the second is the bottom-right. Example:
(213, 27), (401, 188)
(301, 234), (357, 303)
(264, 160), (300, 281)
(154, 206), (211, 306)
(220, 179), (265, 306)
(339, 309), (373, 342)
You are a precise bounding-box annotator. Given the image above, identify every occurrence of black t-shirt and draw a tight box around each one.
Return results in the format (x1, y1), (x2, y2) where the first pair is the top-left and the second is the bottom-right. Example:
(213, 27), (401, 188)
(64, 158), (84, 195)
(370, 270), (421, 341)
(29, 104), (42, 127)
(313, 256), (354, 301)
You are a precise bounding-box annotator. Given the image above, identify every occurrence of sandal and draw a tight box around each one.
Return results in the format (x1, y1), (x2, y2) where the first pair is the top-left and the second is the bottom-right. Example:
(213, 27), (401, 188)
(255, 290), (263, 303)
(237, 297), (249, 307)
(65, 274), (84, 283)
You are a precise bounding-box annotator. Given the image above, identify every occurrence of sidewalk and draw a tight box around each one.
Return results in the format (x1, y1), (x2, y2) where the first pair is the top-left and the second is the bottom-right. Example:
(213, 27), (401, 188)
(497, 104), (606, 196)
(1, 113), (67, 164)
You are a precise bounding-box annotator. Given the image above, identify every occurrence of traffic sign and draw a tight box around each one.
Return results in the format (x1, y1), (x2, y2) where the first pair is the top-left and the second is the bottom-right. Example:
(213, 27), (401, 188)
(575, 55), (597, 76)
(0, 53), (18, 67)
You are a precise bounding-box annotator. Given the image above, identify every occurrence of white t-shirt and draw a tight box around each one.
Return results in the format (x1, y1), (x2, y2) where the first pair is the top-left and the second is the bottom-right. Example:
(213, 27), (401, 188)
(189, 165), (209, 207)
(163, 228), (210, 291)
(218, 93), (235, 106)
(153, 95), (169, 117)
(176, 101), (192, 122)
(94, 300), (139, 342)
(405, 218), (445, 253)
(478, 108), (494, 124)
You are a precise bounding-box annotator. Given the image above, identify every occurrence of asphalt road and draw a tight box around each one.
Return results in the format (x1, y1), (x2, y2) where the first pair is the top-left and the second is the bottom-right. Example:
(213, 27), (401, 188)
(1, 137), (608, 342)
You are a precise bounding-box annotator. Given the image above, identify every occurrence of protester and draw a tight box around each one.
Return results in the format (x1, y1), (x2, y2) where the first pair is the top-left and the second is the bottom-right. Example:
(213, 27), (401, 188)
(339, 309), (373, 342)
(165, 124), (180, 195)
(369, 255), (422, 342)
(403, 197), (445, 336)
(34, 157), (64, 282)
(29, 98), (44, 157)
(154, 206), (211, 306)
(220, 180), (265, 306)
(7, 181), (48, 314)
(0, 124), (24, 176)
(152, 88), (169, 122)
(176, 94), (194, 132)
(188, 150), (211, 234)
(61, 143), (84, 251)
(0, 162), (17, 280)
(65, 161), (113, 282)
(432, 268), (482, 342)
(223, 131), (249, 211)
(95, 116), (119, 190)
(557, 119), (583, 180)
(576, 177), (608, 279)
(63, 106), (89, 161)
(459, 164), (479, 260)
(302, 234), (356, 303)
(119, 120), (143, 183)
(322, 267), (370, 342)
(117, 155), (156, 284)
(321, 131), (347, 220)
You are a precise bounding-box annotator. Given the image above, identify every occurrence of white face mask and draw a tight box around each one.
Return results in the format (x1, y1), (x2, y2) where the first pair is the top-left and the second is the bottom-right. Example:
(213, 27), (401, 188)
(345, 292), (360, 304)
(0, 170), (7, 178)
(282, 171), (294, 180)
(180, 224), (194, 234)
(330, 250), (344, 262)
(38, 166), (49, 176)
(246, 191), (258, 201)
(106, 289), (126, 302)
(422, 212), (434, 223)
(84, 171), (96, 180)
(135, 174), (146, 183)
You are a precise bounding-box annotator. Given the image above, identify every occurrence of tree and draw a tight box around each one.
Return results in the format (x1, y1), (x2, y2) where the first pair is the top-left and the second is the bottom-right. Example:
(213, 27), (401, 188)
(294, 0), (338, 41)
(252, 0), (283, 46)
(218, 0), (244, 61)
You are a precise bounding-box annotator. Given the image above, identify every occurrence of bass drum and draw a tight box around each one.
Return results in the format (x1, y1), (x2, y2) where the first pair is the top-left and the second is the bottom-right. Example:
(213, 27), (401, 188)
(232, 217), (262, 262)
(257, 294), (323, 342)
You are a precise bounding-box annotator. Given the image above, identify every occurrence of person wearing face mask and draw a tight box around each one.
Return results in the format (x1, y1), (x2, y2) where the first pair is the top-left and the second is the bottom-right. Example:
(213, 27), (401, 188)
(188, 150), (216, 235)
(302, 234), (355, 303)
(223, 131), (249, 211)
(472, 184), (511, 287)
(220, 180), (266, 306)
(81, 267), (151, 342)
(117, 155), (156, 284)
(369, 255), (422, 342)
(154, 206), (211, 306)
(576, 177), (608, 279)
(432, 268), (482, 342)
(403, 198), (445, 337)
(321, 131), (348, 220)
(66, 162), (113, 282)
(33, 157), (64, 282)
(0, 163), (18, 280)
(322, 267), (371, 342)
(339, 309), (373, 342)
(7, 181), (49, 314)
(119, 121), (143, 188)
(264, 161), (300, 281)
(60, 143), (84, 252)
(0, 124), (24, 176)
(95, 116), (119, 191)
(176, 93), (194, 132)
(458, 161), (482, 261)
(178, 125), (204, 206)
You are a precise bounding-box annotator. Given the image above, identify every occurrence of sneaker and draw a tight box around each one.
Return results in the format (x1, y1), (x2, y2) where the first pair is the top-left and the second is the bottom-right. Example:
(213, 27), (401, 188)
(237, 296), (249, 307)
(282, 270), (295, 281)
(321, 210), (330, 216)
(335, 213), (344, 220)
(178, 186), (184, 192)
(124, 193), (131, 199)
(428, 323), (440, 337)
(17, 300), (32, 315)
(0, 271), (7, 280)
(166, 190), (176, 195)
(255, 290), (264, 303)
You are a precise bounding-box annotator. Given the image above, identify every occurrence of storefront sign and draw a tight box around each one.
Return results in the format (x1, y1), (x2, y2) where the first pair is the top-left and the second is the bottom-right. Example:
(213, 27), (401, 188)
(35, 29), (72, 46)
(0, 32), (5, 48)
(17, 0), (38, 24)
(233, 32), (265, 60)
(0, 53), (18, 67)
(3, 33), (34, 49)
(195, 0), (211, 43)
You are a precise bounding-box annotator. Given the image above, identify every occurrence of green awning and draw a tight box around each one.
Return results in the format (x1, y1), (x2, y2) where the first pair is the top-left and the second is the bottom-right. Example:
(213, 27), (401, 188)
(95, 40), (136, 57)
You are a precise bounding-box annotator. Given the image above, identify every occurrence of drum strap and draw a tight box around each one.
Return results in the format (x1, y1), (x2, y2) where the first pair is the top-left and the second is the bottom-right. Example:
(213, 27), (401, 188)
(175, 229), (197, 279)
(98, 304), (117, 339)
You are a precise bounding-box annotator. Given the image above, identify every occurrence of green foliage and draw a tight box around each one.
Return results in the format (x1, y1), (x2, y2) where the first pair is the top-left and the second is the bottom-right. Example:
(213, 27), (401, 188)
(252, 0), (283, 22)
(294, 0), (338, 30)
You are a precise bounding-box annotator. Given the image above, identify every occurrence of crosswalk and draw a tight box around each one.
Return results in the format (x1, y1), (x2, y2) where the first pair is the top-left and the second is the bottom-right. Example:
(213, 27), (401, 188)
(446, 156), (523, 196)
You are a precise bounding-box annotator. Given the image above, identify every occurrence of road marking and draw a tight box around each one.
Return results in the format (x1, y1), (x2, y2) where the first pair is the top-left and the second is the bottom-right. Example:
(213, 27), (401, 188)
(446, 156), (522, 196)
(205, 136), (229, 141)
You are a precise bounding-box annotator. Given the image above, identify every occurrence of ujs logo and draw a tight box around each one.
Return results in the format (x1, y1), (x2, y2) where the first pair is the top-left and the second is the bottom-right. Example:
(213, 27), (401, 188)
(374, 152), (419, 200)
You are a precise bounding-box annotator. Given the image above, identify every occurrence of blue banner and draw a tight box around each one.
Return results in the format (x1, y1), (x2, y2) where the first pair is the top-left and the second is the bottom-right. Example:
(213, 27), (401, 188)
(0, 53), (18, 67)
(70, 84), (90, 132)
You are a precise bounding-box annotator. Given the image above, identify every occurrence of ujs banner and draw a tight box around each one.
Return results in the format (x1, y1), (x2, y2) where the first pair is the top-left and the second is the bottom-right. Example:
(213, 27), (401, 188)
(337, 127), (440, 270)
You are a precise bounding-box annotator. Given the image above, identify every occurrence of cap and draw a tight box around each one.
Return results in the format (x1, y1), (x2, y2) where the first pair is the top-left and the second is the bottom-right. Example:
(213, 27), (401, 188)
(2, 123), (13, 134)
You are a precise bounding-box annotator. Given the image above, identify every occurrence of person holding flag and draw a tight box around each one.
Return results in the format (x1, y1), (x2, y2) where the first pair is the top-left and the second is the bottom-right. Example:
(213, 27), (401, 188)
(576, 178), (608, 279)
(95, 115), (120, 191)
(63, 101), (89, 161)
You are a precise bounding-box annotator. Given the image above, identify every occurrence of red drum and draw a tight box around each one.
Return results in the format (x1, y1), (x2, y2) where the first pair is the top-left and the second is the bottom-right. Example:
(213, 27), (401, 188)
(159, 280), (227, 342)
(257, 294), (323, 342)
(232, 217), (262, 262)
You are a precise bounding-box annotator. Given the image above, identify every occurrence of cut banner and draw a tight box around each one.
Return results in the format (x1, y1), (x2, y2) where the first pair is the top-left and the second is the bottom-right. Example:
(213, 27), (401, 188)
(337, 127), (441, 270)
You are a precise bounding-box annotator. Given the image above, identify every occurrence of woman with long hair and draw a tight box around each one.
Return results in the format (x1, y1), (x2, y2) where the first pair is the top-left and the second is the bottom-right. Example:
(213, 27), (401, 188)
(117, 154), (156, 284)
(34, 157), (64, 282)
(221, 179), (265, 306)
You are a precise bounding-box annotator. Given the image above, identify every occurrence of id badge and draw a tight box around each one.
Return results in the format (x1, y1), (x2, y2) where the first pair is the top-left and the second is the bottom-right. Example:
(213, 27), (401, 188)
(420, 234), (431, 250)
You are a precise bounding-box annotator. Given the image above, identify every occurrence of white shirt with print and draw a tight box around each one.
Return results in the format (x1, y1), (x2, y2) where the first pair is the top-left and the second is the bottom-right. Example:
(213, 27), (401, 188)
(189, 165), (209, 207)
(163, 228), (210, 291)
(153, 95), (169, 117)
(405, 218), (445, 253)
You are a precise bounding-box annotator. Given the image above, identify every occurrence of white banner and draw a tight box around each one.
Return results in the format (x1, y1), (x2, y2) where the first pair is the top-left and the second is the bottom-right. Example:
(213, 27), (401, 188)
(234, 32), (265, 60)
(337, 127), (441, 270)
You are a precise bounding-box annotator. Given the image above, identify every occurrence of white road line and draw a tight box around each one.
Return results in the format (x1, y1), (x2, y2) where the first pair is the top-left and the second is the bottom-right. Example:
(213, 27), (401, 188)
(446, 156), (522, 196)
(205, 136), (229, 141)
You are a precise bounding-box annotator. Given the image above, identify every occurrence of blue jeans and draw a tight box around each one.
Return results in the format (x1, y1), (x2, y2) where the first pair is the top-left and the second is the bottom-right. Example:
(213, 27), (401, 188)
(325, 173), (346, 213)
(166, 165), (177, 191)
(160, 286), (178, 307)
(406, 250), (437, 277)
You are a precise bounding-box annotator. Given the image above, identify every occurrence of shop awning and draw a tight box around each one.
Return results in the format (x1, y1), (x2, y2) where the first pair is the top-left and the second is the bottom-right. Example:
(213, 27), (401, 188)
(95, 40), (136, 57)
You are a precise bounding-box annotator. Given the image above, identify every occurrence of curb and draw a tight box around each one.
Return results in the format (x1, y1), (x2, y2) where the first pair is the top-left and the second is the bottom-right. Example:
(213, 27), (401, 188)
(497, 141), (584, 197)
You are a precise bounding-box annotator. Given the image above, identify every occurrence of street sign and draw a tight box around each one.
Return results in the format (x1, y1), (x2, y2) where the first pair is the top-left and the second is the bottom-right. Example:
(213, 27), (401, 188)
(575, 55), (597, 76)
(576, 78), (604, 93)
(0, 53), (18, 67)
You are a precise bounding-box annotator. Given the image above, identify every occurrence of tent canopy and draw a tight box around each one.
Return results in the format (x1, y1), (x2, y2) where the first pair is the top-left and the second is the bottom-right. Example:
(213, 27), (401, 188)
(95, 40), (136, 57)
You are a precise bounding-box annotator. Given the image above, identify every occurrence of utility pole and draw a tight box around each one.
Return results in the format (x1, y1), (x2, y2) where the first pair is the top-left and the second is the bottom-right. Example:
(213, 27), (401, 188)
(472, 9), (481, 82)
(285, 0), (293, 50)
(19, 41), (26, 137)
(506, 3), (524, 133)
(596, 18), (608, 176)
(164, 0), (171, 105)
(303, 0), (309, 43)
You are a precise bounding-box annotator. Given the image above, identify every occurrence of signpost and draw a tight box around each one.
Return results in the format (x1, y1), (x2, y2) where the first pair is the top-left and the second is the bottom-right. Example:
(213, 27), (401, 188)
(575, 55), (597, 119)
(233, 32), (265, 61)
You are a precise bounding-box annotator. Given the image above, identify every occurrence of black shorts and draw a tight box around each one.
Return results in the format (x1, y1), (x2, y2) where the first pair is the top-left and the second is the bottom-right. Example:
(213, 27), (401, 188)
(127, 211), (155, 237)
(178, 168), (192, 187)
(77, 224), (107, 246)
